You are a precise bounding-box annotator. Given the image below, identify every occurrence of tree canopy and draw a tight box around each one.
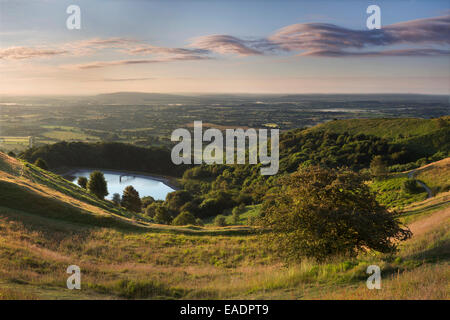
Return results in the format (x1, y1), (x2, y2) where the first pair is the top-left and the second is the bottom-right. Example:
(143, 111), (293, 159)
(77, 176), (88, 189)
(259, 165), (411, 261)
(87, 171), (108, 200)
(121, 185), (142, 212)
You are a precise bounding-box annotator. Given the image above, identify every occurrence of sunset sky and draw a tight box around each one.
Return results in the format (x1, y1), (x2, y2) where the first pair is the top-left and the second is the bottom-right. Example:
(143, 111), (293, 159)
(0, 0), (449, 95)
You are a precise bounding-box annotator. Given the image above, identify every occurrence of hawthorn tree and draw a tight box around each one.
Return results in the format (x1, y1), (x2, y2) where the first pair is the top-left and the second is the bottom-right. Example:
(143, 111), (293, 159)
(259, 165), (411, 261)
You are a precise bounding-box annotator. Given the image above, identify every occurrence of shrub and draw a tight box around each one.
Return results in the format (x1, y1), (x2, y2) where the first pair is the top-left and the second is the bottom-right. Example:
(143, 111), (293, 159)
(112, 193), (121, 205)
(214, 215), (227, 227)
(180, 201), (200, 216)
(87, 171), (108, 199)
(121, 185), (142, 212)
(195, 218), (204, 226)
(165, 190), (192, 212)
(231, 207), (241, 224)
(77, 176), (88, 189)
(144, 202), (160, 218)
(198, 198), (221, 218)
(154, 206), (172, 224)
(402, 179), (422, 194)
(34, 158), (48, 170)
(370, 155), (388, 177)
(141, 196), (155, 209)
(172, 211), (196, 226)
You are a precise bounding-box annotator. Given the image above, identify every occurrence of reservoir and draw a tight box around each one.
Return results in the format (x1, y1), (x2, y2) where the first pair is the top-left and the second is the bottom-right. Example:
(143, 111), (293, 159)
(69, 169), (175, 200)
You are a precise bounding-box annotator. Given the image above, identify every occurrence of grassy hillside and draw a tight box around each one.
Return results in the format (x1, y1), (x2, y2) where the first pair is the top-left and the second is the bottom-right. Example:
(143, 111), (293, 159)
(310, 117), (448, 140)
(309, 117), (450, 158)
(412, 157), (450, 195)
(369, 157), (450, 209)
(1, 191), (447, 300)
(0, 152), (448, 299)
(369, 174), (428, 209)
(0, 153), (253, 236)
(0, 152), (144, 229)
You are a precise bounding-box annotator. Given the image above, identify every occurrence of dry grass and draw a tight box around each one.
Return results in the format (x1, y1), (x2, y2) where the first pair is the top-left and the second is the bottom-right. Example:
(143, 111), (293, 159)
(1, 201), (448, 300)
(315, 263), (449, 299)
(412, 157), (450, 194)
(0, 287), (38, 300)
(408, 206), (449, 237)
(0, 153), (448, 300)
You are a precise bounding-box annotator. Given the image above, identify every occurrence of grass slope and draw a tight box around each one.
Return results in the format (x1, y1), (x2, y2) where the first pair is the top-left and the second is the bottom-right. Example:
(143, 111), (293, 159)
(0, 152), (448, 299)
(0, 152), (254, 235)
(310, 117), (447, 140)
(309, 117), (450, 157)
(369, 174), (427, 209)
(412, 157), (450, 195)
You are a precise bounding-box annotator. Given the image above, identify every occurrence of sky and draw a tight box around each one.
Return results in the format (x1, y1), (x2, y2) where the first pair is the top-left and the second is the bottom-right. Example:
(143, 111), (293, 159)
(0, 0), (449, 95)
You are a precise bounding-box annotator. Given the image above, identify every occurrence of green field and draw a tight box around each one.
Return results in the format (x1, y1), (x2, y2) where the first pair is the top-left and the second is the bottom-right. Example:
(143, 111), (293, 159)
(369, 174), (428, 209)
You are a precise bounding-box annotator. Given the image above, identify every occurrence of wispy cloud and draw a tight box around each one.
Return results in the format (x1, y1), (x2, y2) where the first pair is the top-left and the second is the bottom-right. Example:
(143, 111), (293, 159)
(126, 45), (207, 56)
(299, 48), (450, 57)
(0, 46), (68, 60)
(65, 55), (211, 70)
(74, 37), (139, 48)
(0, 37), (138, 60)
(189, 35), (264, 56)
(100, 77), (155, 82)
(2, 14), (449, 67)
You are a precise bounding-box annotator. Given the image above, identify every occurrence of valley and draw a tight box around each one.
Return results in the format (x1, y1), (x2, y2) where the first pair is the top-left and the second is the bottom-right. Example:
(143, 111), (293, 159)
(0, 114), (448, 300)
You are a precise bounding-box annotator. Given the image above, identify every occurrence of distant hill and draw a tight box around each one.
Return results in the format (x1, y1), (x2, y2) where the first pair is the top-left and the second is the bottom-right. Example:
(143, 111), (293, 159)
(91, 92), (201, 105)
(1, 92), (448, 106)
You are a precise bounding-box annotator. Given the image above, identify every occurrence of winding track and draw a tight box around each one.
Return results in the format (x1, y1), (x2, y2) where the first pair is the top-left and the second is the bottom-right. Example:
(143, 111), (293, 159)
(408, 170), (433, 198)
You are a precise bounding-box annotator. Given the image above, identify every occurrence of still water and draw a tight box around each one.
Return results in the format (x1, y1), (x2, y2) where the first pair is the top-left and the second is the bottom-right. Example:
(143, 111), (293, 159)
(70, 169), (175, 200)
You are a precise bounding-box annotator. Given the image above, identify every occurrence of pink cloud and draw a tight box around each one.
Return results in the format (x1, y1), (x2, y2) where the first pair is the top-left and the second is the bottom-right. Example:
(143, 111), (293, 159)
(189, 35), (264, 56)
(0, 46), (68, 60)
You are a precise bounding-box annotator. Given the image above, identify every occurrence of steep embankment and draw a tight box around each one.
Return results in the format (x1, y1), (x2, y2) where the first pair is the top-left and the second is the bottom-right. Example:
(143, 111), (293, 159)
(0, 152), (144, 229)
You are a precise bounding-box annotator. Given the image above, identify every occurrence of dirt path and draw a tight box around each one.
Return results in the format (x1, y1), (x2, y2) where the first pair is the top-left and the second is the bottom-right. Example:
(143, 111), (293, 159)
(408, 170), (433, 198)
